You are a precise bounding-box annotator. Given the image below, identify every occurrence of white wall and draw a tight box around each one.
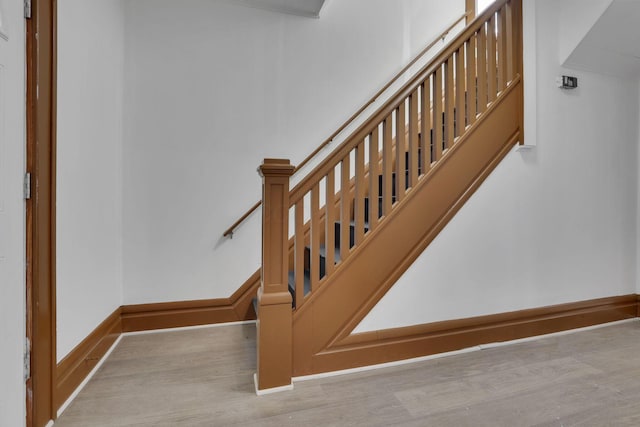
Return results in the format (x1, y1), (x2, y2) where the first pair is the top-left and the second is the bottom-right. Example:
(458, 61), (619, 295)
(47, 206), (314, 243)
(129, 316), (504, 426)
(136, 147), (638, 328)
(56, 0), (125, 360)
(122, 0), (465, 304)
(0, 0), (26, 423)
(638, 80), (640, 294)
(557, 0), (612, 65)
(356, 0), (639, 332)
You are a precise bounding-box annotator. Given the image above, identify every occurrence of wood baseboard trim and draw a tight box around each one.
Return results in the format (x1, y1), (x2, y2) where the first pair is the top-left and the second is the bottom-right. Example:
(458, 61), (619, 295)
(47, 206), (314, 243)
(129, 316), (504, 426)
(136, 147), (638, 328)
(55, 307), (122, 410)
(54, 291), (640, 412)
(310, 294), (639, 374)
(55, 273), (261, 413)
(121, 271), (260, 332)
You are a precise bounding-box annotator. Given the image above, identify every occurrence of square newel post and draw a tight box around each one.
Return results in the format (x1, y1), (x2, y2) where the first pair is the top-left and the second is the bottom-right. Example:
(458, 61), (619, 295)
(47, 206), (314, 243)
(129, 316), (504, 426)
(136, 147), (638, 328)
(255, 158), (295, 393)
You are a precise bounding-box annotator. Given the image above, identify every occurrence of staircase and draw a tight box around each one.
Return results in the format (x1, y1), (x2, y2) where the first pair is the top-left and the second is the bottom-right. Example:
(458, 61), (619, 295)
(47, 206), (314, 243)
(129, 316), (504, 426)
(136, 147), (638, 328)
(288, 151), (421, 305)
(254, 0), (523, 391)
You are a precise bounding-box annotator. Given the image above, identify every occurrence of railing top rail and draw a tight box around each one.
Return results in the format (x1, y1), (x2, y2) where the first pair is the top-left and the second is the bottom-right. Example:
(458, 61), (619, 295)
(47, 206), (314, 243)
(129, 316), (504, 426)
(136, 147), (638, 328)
(222, 9), (471, 238)
(288, 0), (513, 205)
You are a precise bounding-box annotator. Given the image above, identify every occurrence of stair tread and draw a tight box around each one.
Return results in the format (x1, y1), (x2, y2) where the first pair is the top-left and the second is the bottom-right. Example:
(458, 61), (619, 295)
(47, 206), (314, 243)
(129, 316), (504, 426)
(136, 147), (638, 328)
(288, 270), (311, 304)
(318, 244), (341, 263)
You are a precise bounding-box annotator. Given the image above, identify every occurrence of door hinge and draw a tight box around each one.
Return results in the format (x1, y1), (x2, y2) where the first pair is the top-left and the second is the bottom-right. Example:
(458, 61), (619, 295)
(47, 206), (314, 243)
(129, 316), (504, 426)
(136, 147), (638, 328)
(24, 0), (31, 19)
(24, 338), (31, 381)
(24, 172), (31, 200)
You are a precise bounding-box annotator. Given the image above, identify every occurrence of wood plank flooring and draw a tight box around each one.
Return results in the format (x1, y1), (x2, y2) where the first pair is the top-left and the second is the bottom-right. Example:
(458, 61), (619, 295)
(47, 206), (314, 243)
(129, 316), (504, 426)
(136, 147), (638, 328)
(54, 320), (640, 426)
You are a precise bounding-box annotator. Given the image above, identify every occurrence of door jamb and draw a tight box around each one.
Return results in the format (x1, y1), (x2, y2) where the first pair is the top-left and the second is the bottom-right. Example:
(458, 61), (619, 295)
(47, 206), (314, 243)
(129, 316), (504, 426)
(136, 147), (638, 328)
(25, 0), (57, 425)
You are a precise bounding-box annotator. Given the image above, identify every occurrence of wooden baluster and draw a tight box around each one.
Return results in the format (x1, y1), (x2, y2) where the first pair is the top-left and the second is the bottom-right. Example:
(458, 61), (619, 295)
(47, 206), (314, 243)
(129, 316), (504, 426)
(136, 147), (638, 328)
(477, 25), (488, 114)
(433, 66), (443, 161)
(396, 102), (406, 202)
(421, 78), (432, 174)
(368, 128), (379, 231)
(445, 57), (454, 151)
(310, 182), (320, 290)
(256, 158), (294, 392)
(324, 169), (335, 277)
(487, 15), (497, 103)
(505, 0), (514, 83)
(455, 46), (466, 139)
(513, 0), (523, 78)
(498, 6), (507, 91)
(466, 35), (477, 126)
(354, 141), (365, 245)
(408, 89), (419, 187)
(294, 199), (304, 308)
(383, 114), (393, 216)
(340, 157), (351, 261)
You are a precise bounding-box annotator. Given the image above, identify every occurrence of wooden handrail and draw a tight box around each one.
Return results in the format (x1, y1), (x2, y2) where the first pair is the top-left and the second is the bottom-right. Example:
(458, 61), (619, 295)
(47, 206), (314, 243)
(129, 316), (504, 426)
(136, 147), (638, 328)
(222, 11), (470, 238)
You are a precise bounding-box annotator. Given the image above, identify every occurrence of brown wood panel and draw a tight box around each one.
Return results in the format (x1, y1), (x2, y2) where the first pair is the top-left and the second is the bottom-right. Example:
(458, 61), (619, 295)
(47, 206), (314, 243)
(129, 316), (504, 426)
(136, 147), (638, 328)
(312, 295), (638, 373)
(292, 78), (523, 376)
(55, 309), (122, 409)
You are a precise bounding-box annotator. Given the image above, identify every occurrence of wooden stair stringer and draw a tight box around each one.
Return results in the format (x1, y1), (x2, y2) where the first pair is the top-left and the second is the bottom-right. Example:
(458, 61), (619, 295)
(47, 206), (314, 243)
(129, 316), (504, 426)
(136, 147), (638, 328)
(292, 78), (523, 377)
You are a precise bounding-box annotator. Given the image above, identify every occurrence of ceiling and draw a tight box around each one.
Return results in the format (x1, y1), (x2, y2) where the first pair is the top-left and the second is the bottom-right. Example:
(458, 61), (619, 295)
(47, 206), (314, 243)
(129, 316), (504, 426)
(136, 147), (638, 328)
(565, 0), (640, 77)
(230, 0), (327, 18)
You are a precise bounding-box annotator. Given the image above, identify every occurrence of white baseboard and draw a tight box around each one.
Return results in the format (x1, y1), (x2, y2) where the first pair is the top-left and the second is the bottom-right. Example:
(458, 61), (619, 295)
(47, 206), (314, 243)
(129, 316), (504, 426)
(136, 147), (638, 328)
(253, 373), (294, 395)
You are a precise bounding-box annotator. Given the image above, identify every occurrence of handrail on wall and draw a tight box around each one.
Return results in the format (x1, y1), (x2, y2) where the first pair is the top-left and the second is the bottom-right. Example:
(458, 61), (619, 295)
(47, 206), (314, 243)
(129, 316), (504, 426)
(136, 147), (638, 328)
(222, 11), (470, 238)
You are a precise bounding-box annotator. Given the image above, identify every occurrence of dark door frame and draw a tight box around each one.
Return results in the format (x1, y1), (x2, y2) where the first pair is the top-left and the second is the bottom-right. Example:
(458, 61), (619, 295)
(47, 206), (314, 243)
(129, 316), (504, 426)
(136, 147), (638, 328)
(26, 0), (56, 426)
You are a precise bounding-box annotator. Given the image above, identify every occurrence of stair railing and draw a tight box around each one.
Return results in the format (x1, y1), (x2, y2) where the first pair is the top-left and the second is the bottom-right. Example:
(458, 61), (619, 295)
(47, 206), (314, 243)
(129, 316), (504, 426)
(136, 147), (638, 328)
(256, 0), (522, 391)
(223, 11), (470, 239)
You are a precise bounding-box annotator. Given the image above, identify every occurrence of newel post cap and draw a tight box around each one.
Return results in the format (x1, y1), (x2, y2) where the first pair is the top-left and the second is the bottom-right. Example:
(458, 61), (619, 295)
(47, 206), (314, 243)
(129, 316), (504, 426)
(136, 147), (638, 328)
(258, 158), (296, 177)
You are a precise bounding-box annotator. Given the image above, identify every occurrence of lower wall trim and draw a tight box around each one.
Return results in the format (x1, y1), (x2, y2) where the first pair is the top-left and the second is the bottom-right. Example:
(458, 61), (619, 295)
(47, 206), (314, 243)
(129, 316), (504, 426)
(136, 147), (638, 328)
(55, 272), (261, 414)
(311, 294), (639, 374)
(55, 307), (122, 409)
(55, 292), (639, 413)
(120, 271), (260, 332)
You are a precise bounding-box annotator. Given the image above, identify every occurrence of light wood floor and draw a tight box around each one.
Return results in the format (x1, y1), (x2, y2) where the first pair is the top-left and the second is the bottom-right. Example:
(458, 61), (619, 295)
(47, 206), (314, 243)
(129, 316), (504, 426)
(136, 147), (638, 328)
(54, 320), (640, 426)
